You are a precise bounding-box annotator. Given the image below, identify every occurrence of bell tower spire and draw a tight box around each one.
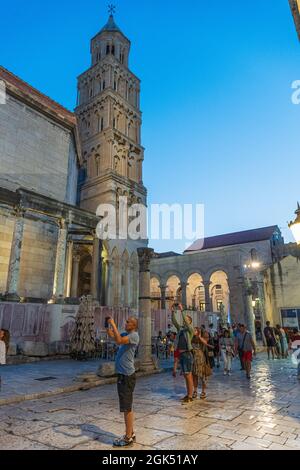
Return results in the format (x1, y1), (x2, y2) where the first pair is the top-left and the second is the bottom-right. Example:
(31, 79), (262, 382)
(75, 10), (147, 305)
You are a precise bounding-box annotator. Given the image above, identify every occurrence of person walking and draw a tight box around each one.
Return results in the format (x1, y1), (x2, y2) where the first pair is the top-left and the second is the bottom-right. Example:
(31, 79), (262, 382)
(207, 331), (216, 369)
(220, 329), (235, 376)
(264, 321), (277, 360)
(106, 317), (139, 448)
(192, 327), (212, 400)
(171, 303), (194, 404)
(235, 324), (256, 379)
(276, 325), (288, 359)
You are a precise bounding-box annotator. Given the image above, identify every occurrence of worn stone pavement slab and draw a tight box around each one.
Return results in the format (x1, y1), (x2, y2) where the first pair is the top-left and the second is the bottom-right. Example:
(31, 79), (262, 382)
(0, 356), (299, 450)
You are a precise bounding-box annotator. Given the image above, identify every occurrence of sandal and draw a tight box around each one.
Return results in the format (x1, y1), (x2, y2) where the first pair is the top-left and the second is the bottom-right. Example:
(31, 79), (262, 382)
(192, 391), (198, 399)
(181, 396), (193, 404)
(200, 392), (207, 399)
(113, 435), (134, 448)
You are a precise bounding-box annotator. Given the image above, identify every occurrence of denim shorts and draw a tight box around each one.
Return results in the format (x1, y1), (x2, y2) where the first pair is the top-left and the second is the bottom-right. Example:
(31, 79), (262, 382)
(179, 351), (193, 374)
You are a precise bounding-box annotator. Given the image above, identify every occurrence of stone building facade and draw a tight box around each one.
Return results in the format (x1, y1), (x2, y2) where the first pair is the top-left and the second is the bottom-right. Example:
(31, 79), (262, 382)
(75, 14), (147, 310)
(264, 250), (300, 331)
(0, 66), (100, 302)
(150, 226), (284, 328)
(0, 13), (147, 310)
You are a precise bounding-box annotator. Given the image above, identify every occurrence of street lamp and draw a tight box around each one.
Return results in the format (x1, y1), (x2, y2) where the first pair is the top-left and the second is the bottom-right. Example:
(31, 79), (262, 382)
(289, 203), (300, 245)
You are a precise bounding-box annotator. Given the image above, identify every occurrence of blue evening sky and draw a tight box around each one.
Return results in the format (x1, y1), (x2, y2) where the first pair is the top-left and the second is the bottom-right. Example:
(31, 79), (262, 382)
(1, 0), (299, 253)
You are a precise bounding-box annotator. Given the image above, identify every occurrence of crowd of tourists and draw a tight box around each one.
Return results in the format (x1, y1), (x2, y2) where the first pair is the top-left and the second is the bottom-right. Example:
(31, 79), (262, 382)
(169, 304), (258, 404)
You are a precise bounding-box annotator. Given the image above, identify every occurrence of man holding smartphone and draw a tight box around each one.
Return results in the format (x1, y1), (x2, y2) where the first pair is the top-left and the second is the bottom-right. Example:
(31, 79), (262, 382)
(106, 316), (139, 448)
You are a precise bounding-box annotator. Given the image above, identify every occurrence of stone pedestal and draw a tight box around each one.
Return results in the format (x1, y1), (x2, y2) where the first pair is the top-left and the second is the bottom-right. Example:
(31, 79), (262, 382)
(138, 247), (155, 371)
(5, 213), (25, 301)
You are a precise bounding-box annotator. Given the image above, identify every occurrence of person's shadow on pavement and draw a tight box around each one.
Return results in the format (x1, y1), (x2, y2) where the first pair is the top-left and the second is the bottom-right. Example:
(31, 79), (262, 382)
(80, 424), (118, 445)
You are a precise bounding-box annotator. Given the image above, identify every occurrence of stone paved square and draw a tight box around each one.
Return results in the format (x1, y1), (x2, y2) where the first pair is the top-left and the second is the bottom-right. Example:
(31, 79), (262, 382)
(0, 355), (300, 450)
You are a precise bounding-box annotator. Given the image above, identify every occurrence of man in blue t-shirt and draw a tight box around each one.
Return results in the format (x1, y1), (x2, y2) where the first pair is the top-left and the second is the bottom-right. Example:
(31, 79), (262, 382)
(106, 317), (139, 448)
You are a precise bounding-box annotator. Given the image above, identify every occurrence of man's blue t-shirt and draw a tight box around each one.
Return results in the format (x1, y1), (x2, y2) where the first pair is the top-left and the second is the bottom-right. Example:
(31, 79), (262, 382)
(115, 331), (139, 376)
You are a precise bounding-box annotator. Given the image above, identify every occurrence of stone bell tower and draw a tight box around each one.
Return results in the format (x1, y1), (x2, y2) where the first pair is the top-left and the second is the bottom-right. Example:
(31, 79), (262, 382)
(75, 9), (147, 309)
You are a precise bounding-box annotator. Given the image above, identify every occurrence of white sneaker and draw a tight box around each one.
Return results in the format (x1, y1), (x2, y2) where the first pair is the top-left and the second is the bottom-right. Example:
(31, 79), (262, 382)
(223, 371), (227, 376)
(228, 372), (232, 376)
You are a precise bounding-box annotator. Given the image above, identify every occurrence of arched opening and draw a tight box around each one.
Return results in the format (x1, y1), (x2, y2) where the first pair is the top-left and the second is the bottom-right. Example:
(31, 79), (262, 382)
(210, 271), (230, 319)
(186, 273), (205, 311)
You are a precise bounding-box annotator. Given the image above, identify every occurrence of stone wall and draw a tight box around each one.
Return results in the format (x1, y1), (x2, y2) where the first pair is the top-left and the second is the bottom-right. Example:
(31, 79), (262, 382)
(264, 255), (300, 327)
(19, 219), (58, 299)
(0, 302), (134, 357)
(0, 94), (78, 204)
(0, 215), (58, 299)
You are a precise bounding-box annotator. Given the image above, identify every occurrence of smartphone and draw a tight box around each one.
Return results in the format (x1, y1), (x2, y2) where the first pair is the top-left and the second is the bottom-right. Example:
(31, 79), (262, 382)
(104, 317), (111, 329)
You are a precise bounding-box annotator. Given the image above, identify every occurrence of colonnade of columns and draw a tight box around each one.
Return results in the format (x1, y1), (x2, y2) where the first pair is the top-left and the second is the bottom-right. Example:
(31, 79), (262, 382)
(156, 279), (213, 312)
(4, 213), (101, 303)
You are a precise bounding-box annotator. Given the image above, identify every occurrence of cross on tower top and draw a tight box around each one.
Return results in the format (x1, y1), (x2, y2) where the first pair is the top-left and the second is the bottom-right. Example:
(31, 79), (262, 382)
(108, 4), (116, 15)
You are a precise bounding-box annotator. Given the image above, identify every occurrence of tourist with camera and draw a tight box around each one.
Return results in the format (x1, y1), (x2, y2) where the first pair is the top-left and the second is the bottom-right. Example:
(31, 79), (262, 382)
(106, 316), (139, 448)
(171, 303), (194, 404)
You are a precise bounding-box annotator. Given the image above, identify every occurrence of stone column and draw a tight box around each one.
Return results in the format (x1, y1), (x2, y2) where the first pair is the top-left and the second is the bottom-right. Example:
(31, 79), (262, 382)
(180, 281), (188, 309)
(71, 251), (80, 298)
(203, 280), (212, 312)
(160, 284), (167, 310)
(244, 277), (257, 346)
(5, 211), (25, 301)
(138, 247), (155, 371)
(52, 220), (68, 303)
(64, 241), (73, 298)
(91, 235), (101, 302)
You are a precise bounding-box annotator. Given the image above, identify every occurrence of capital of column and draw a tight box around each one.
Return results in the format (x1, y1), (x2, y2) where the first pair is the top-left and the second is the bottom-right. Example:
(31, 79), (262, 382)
(137, 247), (154, 273)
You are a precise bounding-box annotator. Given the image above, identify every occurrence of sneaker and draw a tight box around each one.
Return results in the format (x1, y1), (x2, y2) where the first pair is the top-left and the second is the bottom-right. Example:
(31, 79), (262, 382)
(228, 372), (232, 376)
(113, 435), (134, 448)
(181, 396), (193, 404)
(223, 371), (227, 376)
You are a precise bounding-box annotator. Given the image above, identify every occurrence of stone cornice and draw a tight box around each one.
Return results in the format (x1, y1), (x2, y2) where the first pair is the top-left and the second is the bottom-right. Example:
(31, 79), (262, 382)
(0, 187), (100, 229)
(80, 170), (147, 196)
(77, 56), (139, 84)
(75, 89), (141, 117)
